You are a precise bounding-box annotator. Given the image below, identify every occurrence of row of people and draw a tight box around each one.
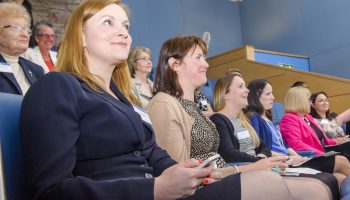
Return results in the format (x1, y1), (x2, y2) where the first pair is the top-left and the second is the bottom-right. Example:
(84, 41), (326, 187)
(0, 2), (44, 95)
(18, 0), (344, 199)
(0, 2), (58, 96)
(242, 79), (350, 184)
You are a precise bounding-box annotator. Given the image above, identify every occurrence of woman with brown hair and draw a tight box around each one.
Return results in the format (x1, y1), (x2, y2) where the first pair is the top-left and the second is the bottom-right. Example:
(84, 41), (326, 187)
(146, 35), (337, 200)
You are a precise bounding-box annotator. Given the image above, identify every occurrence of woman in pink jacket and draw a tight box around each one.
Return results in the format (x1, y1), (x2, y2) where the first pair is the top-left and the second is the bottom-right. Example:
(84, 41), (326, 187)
(280, 86), (350, 183)
(280, 86), (336, 155)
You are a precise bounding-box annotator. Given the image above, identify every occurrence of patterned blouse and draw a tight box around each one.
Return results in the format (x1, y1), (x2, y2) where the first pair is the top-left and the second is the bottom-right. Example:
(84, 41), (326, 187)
(195, 91), (209, 111)
(177, 97), (226, 168)
(314, 118), (345, 139)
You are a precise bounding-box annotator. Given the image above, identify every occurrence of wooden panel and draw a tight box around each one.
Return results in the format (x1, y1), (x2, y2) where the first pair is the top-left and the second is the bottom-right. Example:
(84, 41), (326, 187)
(207, 47), (350, 114)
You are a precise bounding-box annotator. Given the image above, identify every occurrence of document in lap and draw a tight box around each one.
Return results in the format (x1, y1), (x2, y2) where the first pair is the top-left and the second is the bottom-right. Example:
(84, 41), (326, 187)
(291, 150), (339, 167)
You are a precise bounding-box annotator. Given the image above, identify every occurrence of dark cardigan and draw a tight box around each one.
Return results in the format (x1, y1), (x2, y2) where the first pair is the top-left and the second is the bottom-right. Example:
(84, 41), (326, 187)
(210, 113), (271, 162)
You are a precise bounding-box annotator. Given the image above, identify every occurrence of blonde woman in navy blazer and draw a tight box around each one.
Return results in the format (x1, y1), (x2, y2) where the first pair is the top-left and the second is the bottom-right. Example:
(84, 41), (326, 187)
(19, 1), (242, 200)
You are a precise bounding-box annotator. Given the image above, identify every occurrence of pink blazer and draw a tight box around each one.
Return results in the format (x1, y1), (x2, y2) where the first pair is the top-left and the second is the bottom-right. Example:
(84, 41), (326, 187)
(280, 113), (336, 155)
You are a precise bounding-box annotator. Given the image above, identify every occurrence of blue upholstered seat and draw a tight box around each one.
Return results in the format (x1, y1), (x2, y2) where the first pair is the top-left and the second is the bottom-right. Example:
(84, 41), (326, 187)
(0, 92), (26, 200)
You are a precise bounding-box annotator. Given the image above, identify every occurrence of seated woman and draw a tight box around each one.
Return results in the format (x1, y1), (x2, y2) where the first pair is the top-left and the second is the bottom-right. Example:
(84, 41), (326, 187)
(210, 72), (272, 163)
(0, 2), (44, 95)
(20, 1), (229, 199)
(310, 91), (349, 143)
(279, 86), (350, 156)
(127, 46), (153, 108)
(246, 79), (303, 157)
(246, 79), (350, 184)
(146, 35), (337, 200)
(22, 20), (57, 73)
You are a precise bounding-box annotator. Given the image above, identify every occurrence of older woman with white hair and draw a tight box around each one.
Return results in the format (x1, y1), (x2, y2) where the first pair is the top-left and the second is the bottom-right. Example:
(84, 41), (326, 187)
(22, 21), (58, 73)
(0, 2), (44, 95)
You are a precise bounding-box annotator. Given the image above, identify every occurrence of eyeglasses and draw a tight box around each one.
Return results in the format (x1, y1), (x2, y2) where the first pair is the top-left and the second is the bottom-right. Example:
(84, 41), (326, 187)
(135, 57), (152, 62)
(1, 24), (32, 35)
(36, 34), (57, 39)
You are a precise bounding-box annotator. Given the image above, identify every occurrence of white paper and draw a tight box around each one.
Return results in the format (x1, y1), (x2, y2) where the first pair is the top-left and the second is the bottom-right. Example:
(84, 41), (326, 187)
(285, 167), (321, 175)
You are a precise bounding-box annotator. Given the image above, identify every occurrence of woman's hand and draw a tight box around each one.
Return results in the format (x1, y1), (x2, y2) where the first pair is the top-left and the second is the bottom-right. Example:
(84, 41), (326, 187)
(335, 135), (350, 144)
(154, 159), (220, 200)
(245, 155), (289, 171)
(288, 155), (307, 166)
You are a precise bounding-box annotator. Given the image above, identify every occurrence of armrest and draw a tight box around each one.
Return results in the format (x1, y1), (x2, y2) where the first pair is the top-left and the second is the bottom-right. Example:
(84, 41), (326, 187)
(296, 150), (316, 158)
(341, 176), (350, 198)
(226, 162), (252, 166)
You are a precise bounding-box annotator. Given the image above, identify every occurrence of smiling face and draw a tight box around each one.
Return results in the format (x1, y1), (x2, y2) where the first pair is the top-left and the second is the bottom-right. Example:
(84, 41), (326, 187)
(83, 3), (131, 67)
(0, 17), (30, 56)
(176, 45), (209, 89)
(259, 83), (275, 111)
(312, 93), (329, 114)
(135, 51), (152, 74)
(225, 76), (249, 110)
(35, 25), (56, 51)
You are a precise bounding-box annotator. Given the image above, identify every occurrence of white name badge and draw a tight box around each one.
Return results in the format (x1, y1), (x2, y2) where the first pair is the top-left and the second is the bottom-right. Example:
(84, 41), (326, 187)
(132, 104), (152, 125)
(236, 128), (251, 140)
(0, 62), (12, 73)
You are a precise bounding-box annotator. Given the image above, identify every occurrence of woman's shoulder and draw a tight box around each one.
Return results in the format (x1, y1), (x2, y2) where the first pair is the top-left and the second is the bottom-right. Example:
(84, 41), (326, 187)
(210, 113), (229, 123)
(282, 112), (299, 119)
(36, 72), (81, 89)
(152, 92), (176, 102)
(147, 92), (178, 111)
(280, 113), (301, 126)
(249, 112), (261, 119)
(24, 72), (82, 104)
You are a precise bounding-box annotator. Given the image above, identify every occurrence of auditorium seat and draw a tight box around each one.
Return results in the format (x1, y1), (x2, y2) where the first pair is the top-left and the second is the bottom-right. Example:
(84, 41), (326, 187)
(0, 92), (27, 200)
(201, 79), (216, 109)
(341, 176), (350, 200)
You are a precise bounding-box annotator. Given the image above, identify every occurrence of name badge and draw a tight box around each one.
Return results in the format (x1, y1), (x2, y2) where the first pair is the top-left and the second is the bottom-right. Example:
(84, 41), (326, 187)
(236, 128), (251, 140)
(132, 104), (152, 125)
(0, 62), (12, 73)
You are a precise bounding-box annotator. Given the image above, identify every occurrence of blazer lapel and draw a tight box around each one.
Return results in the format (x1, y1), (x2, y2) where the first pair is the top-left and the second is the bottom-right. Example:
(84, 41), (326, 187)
(80, 81), (146, 144)
(19, 58), (36, 84)
(0, 55), (23, 94)
(110, 83), (147, 144)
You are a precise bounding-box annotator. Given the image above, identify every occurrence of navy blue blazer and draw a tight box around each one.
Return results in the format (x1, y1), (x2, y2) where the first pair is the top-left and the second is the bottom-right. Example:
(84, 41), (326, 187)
(210, 113), (271, 162)
(0, 54), (44, 95)
(20, 72), (176, 200)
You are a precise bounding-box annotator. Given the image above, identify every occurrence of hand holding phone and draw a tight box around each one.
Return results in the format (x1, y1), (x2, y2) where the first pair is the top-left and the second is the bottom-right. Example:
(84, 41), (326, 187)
(197, 154), (220, 168)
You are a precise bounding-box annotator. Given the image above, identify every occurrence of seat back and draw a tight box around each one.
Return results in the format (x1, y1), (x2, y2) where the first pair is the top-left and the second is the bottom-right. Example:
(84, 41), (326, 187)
(200, 79), (217, 109)
(271, 102), (285, 125)
(0, 92), (26, 200)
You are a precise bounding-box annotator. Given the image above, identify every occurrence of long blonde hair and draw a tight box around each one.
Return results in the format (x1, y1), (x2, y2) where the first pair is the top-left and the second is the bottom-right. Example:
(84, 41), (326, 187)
(57, 0), (140, 106)
(214, 71), (260, 147)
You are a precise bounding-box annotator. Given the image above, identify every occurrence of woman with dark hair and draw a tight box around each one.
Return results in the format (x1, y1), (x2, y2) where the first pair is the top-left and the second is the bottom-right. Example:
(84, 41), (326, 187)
(246, 79), (302, 158)
(310, 91), (349, 143)
(246, 79), (350, 182)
